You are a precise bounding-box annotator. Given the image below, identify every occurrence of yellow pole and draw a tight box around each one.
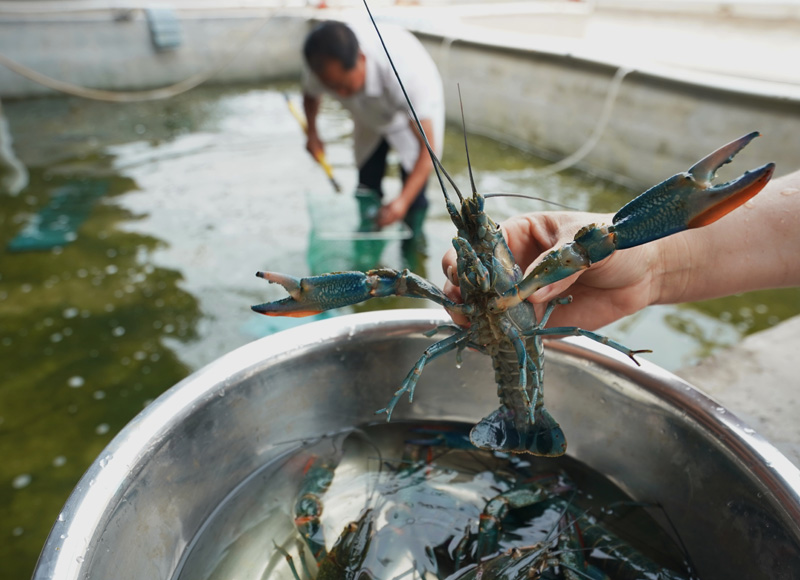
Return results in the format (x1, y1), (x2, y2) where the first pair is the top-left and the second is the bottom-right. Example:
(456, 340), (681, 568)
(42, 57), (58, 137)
(284, 94), (341, 193)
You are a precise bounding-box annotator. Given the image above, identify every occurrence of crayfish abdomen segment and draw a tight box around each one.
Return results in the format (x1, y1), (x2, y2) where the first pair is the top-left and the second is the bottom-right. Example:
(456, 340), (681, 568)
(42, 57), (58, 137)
(468, 342), (567, 457)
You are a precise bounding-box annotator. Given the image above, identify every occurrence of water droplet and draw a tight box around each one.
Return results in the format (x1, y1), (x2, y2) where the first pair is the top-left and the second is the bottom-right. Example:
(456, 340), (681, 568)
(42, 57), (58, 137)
(68, 376), (84, 388)
(58, 512), (65, 522)
(743, 427), (755, 435)
(12, 474), (32, 489)
(715, 406), (726, 414)
(76, 556), (85, 564)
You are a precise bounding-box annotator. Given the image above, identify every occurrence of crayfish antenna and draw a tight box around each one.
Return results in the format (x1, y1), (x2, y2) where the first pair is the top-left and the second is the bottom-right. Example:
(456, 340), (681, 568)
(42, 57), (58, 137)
(362, 0), (466, 224)
(483, 192), (578, 211)
(457, 84), (479, 199)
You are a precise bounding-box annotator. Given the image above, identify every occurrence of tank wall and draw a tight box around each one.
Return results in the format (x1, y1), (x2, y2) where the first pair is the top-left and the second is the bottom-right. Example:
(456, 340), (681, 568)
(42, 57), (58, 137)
(0, 11), (308, 98)
(418, 35), (800, 188)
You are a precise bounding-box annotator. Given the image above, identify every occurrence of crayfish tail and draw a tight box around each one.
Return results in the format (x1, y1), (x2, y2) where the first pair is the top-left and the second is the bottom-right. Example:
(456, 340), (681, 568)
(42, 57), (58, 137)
(469, 406), (567, 457)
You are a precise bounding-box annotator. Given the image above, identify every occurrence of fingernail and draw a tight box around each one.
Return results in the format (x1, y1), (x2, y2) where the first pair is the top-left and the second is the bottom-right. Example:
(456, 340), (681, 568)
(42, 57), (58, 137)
(447, 265), (456, 285)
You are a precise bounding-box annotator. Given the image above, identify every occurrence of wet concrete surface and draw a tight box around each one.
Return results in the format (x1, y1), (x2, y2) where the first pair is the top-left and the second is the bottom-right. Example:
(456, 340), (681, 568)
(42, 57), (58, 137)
(677, 315), (800, 468)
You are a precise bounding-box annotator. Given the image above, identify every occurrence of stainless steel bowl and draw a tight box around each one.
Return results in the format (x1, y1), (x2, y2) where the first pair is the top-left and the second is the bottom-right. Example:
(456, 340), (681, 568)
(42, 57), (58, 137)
(34, 309), (800, 579)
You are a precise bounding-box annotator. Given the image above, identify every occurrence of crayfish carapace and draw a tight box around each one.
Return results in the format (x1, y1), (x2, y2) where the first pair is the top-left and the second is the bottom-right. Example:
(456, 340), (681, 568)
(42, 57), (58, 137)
(252, 8), (775, 457)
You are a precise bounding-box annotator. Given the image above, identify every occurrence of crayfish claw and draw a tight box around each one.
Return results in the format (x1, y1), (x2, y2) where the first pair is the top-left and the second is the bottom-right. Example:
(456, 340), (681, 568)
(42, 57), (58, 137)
(612, 133), (774, 249)
(687, 131), (759, 185)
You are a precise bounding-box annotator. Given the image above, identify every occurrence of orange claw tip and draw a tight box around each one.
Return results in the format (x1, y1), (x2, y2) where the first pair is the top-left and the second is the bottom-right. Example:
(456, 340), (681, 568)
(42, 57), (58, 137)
(250, 304), (322, 318)
(688, 162), (776, 229)
(283, 310), (323, 318)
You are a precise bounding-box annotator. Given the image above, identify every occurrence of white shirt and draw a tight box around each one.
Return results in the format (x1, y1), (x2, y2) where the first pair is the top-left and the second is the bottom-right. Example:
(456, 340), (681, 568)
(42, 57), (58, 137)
(303, 23), (444, 173)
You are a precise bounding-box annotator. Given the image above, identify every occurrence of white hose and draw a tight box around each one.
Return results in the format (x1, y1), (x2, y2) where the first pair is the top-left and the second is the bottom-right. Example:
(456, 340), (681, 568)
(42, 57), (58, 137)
(531, 65), (632, 178)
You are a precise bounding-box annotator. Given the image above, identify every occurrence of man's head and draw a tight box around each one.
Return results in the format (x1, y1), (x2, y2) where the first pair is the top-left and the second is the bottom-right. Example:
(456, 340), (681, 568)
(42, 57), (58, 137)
(303, 21), (366, 98)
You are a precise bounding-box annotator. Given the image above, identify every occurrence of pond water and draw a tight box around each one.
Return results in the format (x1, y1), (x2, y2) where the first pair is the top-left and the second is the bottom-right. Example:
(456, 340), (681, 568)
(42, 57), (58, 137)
(2, 83), (798, 579)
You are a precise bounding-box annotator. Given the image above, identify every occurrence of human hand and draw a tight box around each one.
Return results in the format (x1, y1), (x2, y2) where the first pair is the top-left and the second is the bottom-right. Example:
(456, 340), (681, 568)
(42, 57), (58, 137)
(441, 212), (661, 330)
(377, 198), (408, 227)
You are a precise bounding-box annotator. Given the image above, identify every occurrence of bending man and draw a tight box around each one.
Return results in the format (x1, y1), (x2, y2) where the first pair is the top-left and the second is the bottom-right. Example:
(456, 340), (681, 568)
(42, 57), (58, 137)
(302, 20), (444, 236)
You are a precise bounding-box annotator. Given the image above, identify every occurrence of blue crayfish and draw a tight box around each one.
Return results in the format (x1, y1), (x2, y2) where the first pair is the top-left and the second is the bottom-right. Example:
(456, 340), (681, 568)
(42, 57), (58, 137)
(252, 11), (775, 457)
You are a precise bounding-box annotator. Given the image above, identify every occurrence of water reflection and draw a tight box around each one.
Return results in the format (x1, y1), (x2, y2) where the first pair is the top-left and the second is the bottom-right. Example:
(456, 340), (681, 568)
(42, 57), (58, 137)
(0, 100), (28, 195)
(0, 167), (201, 579)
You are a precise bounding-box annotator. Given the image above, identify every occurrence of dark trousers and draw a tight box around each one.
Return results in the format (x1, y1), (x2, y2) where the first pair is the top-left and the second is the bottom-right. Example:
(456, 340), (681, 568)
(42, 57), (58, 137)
(358, 139), (429, 218)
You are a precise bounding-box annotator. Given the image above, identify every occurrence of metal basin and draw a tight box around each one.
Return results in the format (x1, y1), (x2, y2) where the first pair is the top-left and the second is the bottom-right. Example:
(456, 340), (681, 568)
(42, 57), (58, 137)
(34, 309), (800, 579)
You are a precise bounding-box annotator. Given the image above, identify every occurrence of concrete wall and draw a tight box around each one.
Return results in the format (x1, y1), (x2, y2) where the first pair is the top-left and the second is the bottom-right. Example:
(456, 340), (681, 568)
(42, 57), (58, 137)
(416, 33), (800, 189)
(0, 10), (307, 98)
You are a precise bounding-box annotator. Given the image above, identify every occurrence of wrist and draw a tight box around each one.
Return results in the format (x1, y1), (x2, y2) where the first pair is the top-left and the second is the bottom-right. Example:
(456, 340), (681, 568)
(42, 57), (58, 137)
(651, 230), (700, 306)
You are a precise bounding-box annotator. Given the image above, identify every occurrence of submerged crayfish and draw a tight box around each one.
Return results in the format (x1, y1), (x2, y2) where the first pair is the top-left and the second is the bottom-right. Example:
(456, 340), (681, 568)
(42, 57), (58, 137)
(252, 8), (775, 457)
(274, 425), (693, 579)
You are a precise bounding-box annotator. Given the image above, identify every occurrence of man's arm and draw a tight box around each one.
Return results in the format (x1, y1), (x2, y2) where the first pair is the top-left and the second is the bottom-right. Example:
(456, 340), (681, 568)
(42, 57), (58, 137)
(377, 118), (435, 226)
(302, 94), (324, 159)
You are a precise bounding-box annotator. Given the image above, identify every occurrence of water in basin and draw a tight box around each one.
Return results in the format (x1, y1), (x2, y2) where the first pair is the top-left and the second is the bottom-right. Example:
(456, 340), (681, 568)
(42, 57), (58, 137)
(176, 421), (692, 580)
